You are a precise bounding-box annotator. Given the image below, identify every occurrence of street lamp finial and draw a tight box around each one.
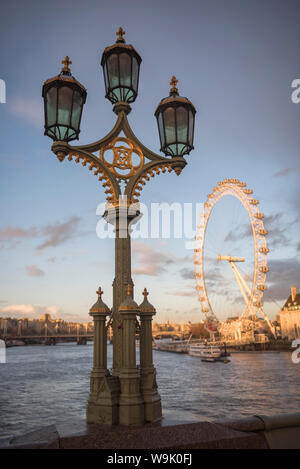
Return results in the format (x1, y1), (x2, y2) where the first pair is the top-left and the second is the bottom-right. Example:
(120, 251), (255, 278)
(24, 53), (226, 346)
(126, 284), (132, 297)
(61, 56), (72, 73)
(170, 76), (178, 95)
(96, 286), (103, 298)
(116, 27), (126, 43)
(143, 288), (149, 299)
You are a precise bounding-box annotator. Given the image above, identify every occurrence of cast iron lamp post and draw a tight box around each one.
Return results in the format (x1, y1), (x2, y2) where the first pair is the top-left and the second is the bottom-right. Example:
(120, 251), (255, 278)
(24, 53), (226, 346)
(42, 27), (196, 425)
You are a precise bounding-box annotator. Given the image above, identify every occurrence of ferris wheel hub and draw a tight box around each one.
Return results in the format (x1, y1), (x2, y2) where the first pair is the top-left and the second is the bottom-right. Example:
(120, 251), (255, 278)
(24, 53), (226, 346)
(217, 255), (245, 263)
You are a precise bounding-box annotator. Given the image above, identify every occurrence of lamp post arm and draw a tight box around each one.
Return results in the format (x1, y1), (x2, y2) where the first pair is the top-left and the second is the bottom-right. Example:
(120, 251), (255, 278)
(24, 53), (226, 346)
(121, 114), (165, 163)
(125, 156), (187, 203)
(51, 142), (121, 204)
(69, 111), (125, 154)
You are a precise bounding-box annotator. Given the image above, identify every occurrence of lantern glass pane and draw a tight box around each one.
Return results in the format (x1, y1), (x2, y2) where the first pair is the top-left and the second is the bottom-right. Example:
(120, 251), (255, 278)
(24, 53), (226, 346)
(103, 62), (109, 89)
(163, 107), (176, 144)
(189, 110), (194, 146)
(132, 56), (138, 91)
(46, 87), (57, 126)
(168, 143), (177, 156)
(71, 90), (83, 130)
(158, 112), (165, 147)
(57, 86), (73, 126)
(119, 53), (131, 87)
(176, 106), (188, 142)
(57, 125), (68, 140)
(107, 54), (119, 88)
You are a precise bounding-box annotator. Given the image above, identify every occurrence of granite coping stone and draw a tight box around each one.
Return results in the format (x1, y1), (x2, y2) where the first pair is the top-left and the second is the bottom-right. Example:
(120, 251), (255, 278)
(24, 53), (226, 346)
(3, 412), (300, 449)
(57, 421), (268, 449)
(3, 419), (268, 450)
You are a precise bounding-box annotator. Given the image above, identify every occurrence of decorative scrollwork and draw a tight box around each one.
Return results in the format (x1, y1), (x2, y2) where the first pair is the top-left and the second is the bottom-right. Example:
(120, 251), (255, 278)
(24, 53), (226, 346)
(129, 160), (184, 204)
(100, 137), (144, 180)
(68, 151), (119, 205)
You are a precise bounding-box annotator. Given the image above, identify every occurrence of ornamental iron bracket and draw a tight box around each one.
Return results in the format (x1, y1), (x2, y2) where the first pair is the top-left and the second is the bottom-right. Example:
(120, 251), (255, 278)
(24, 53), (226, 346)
(51, 106), (187, 206)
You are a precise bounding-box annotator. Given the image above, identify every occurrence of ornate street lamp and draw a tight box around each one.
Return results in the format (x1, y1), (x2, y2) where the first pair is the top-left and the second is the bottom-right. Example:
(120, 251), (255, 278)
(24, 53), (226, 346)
(155, 76), (196, 157)
(101, 27), (142, 105)
(42, 28), (196, 426)
(42, 56), (87, 145)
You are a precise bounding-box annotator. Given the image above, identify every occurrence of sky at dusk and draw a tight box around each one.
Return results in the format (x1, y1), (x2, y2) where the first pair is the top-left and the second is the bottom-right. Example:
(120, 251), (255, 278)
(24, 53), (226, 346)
(0, 0), (299, 323)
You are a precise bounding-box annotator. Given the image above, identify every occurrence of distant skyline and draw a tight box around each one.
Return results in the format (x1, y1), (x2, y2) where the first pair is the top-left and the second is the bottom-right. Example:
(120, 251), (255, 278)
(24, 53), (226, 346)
(0, 0), (299, 323)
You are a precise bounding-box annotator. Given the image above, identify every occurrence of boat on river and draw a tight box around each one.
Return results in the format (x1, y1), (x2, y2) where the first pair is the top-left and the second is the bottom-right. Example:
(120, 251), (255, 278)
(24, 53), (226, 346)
(189, 344), (230, 363)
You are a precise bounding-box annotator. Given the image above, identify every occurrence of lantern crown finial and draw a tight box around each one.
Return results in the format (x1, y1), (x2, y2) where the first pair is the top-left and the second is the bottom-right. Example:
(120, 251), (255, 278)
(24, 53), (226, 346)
(126, 284), (132, 297)
(61, 56), (72, 74)
(143, 288), (149, 299)
(170, 76), (178, 95)
(96, 286), (104, 299)
(116, 27), (126, 43)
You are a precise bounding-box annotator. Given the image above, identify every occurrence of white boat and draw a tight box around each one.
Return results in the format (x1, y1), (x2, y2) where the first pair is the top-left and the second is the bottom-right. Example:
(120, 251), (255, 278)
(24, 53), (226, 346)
(189, 344), (222, 362)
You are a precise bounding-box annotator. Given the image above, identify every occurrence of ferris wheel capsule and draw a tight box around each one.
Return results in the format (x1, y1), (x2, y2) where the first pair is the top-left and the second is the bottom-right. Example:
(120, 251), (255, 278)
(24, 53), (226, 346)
(257, 284), (268, 291)
(259, 247), (269, 254)
(250, 199), (259, 205)
(253, 300), (264, 308)
(259, 266), (269, 273)
(255, 213), (264, 219)
(258, 229), (268, 236)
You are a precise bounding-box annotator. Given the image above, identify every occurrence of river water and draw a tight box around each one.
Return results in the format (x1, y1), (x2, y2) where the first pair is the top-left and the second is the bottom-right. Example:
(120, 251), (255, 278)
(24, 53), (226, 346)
(0, 343), (299, 441)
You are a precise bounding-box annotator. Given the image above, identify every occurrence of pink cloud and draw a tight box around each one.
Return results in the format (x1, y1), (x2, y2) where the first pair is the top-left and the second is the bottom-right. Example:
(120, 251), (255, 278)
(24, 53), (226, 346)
(10, 97), (43, 126)
(25, 265), (45, 277)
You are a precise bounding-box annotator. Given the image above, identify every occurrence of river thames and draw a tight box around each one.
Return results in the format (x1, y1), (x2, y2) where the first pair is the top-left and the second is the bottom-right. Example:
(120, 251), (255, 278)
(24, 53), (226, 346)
(0, 343), (299, 442)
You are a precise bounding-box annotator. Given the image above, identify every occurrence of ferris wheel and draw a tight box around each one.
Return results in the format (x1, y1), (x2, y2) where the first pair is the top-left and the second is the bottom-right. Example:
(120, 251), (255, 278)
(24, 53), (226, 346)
(194, 178), (271, 334)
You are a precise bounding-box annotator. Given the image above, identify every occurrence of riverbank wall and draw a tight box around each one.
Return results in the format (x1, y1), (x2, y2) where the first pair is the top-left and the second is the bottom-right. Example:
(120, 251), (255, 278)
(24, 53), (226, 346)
(2, 412), (300, 449)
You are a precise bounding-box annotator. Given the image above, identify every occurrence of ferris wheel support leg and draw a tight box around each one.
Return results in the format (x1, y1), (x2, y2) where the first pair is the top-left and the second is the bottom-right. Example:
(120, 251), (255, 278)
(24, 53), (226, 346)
(258, 308), (276, 339)
(230, 262), (256, 317)
(233, 264), (275, 336)
(229, 262), (251, 312)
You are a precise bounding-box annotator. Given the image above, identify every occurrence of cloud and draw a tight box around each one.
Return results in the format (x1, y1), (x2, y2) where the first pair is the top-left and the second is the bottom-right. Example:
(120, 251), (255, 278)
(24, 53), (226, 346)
(180, 268), (194, 280)
(264, 258), (300, 303)
(273, 168), (299, 178)
(0, 304), (61, 319)
(132, 241), (175, 276)
(0, 304), (89, 322)
(263, 213), (291, 249)
(223, 212), (296, 250)
(0, 227), (38, 242)
(25, 265), (45, 277)
(167, 290), (195, 297)
(0, 216), (82, 252)
(37, 216), (81, 251)
(10, 97), (43, 126)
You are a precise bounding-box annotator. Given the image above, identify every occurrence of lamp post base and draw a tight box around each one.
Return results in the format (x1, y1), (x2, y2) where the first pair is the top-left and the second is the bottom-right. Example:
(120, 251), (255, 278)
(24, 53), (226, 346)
(141, 368), (162, 423)
(119, 370), (145, 426)
(86, 374), (120, 425)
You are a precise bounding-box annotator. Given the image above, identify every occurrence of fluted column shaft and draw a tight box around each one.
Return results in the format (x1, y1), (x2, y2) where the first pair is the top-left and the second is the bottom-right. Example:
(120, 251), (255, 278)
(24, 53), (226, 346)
(140, 313), (154, 370)
(92, 312), (107, 371)
(118, 304), (144, 425)
(104, 204), (140, 375)
(139, 300), (162, 423)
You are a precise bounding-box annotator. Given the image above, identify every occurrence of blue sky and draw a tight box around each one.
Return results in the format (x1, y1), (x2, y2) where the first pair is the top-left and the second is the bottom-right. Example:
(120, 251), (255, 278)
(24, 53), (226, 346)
(0, 0), (299, 323)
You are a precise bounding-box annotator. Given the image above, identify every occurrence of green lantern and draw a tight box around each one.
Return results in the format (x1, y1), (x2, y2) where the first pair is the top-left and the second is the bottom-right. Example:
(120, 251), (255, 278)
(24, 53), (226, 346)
(155, 76), (196, 157)
(42, 56), (87, 142)
(101, 27), (142, 105)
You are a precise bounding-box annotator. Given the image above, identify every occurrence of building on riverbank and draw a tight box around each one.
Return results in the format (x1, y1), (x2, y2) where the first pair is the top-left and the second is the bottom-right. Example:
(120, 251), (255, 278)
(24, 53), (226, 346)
(0, 314), (93, 337)
(279, 286), (300, 340)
